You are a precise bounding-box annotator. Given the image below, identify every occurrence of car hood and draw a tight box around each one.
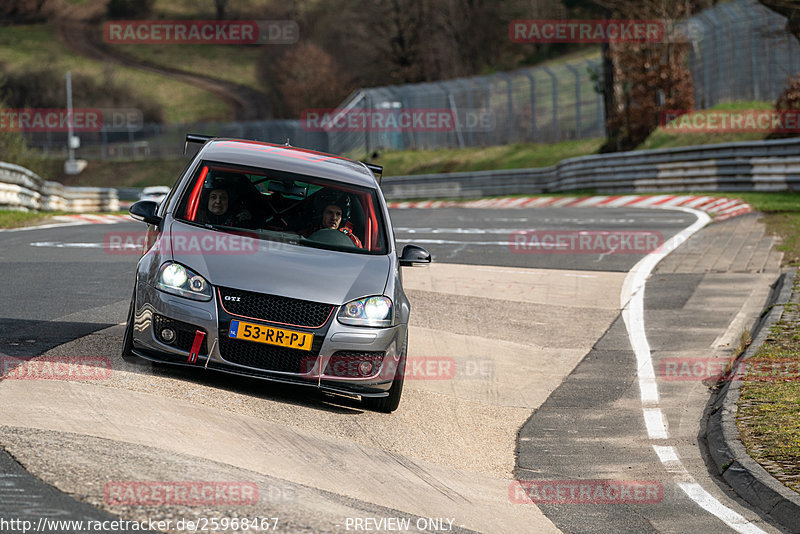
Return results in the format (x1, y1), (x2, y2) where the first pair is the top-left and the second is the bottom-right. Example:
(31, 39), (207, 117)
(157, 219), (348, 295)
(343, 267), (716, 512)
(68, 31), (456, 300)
(167, 221), (391, 305)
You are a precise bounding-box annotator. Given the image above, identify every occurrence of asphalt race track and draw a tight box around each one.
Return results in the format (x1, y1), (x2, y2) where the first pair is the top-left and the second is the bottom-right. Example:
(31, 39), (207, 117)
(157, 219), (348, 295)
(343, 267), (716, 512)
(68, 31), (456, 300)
(0, 206), (786, 533)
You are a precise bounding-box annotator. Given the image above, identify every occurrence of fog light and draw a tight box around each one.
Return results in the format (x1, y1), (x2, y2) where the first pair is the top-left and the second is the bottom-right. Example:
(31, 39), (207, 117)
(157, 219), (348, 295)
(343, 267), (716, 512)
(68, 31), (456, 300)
(160, 328), (176, 344)
(358, 361), (373, 376)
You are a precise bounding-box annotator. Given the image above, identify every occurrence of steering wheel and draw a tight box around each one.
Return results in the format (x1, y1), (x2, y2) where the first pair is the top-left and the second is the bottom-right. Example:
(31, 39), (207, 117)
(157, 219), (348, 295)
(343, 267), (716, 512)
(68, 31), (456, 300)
(305, 228), (357, 247)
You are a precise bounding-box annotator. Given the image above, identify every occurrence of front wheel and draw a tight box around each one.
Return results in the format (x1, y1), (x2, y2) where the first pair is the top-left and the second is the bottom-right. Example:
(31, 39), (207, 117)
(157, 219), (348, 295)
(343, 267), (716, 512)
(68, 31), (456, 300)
(362, 334), (406, 413)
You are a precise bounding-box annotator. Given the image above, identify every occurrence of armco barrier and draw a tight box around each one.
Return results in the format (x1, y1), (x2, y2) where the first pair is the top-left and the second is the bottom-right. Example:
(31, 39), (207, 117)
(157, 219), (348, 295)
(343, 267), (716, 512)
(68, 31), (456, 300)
(380, 137), (800, 200)
(0, 162), (119, 212)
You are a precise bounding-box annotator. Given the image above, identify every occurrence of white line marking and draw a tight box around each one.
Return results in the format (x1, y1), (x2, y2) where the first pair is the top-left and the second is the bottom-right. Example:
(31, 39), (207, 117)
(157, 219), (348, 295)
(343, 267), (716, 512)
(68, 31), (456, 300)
(643, 408), (669, 439)
(0, 221), (87, 232)
(395, 227), (538, 234)
(396, 239), (529, 246)
(620, 206), (767, 533)
(677, 483), (767, 534)
(653, 445), (680, 466)
(29, 242), (108, 248)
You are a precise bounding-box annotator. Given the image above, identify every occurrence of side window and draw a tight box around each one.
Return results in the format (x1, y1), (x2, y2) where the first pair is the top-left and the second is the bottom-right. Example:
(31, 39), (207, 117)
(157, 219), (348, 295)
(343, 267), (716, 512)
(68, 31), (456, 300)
(158, 158), (196, 217)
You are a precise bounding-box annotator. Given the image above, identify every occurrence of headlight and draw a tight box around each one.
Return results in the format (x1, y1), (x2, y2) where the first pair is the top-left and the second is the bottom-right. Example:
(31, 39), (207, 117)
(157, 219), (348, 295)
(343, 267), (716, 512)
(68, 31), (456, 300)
(338, 296), (393, 327)
(156, 262), (212, 301)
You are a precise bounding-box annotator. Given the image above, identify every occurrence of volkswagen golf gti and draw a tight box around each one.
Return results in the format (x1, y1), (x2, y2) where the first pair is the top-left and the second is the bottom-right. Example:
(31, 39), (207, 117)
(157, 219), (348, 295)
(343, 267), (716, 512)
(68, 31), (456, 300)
(121, 135), (431, 412)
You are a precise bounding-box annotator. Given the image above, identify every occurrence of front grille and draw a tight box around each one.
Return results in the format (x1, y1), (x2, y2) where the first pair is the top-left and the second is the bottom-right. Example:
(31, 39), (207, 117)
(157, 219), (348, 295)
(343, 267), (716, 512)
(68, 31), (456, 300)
(218, 329), (322, 373)
(324, 351), (386, 378)
(153, 315), (208, 354)
(218, 287), (334, 328)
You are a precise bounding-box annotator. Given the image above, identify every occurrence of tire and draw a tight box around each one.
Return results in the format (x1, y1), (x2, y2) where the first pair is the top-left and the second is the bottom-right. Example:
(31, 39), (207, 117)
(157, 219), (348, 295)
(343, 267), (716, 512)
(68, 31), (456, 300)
(121, 285), (138, 363)
(362, 334), (407, 413)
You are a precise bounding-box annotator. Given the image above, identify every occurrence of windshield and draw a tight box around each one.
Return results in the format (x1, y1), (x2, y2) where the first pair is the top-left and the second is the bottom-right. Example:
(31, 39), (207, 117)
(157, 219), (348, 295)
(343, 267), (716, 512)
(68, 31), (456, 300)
(174, 161), (388, 254)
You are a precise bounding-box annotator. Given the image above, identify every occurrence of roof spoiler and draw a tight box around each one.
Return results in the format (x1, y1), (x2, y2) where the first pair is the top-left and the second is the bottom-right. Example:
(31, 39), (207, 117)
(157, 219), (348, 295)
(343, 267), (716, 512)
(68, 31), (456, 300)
(362, 162), (383, 184)
(184, 133), (214, 155)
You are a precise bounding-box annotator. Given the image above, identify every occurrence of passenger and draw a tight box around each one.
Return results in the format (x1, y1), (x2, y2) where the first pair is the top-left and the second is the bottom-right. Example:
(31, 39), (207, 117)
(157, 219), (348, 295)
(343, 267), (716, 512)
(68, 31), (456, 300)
(197, 182), (252, 227)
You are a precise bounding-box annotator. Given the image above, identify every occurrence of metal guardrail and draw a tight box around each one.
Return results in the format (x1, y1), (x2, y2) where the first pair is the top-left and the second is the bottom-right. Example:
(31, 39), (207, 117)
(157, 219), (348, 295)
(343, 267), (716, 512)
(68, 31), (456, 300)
(0, 162), (119, 212)
(5, 137), (798, 210)
(379, 137), (800, 200)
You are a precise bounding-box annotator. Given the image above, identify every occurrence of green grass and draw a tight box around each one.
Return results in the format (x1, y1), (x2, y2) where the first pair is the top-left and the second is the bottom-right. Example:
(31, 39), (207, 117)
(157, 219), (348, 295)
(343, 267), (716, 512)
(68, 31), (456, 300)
(737, 274), (800, 495)
(52, 158), (188, 188)
(113, 43), (264, 92)
(365, 100), (787, 177)
(368, 139), (605, 177)
(0, 23), (230, 123)
(638, 101), (777, 150)
(0, 209), (64, 228)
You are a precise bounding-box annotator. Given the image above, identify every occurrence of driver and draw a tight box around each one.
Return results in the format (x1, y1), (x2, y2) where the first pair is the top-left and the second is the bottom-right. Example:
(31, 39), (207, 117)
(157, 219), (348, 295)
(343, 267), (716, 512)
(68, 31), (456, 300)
(314, 192), (362, 248)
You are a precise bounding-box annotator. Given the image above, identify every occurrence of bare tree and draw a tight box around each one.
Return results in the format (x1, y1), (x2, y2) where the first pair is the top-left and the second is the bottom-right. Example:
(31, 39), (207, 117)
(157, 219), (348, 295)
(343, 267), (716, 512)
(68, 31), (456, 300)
(275, 42), (353, 116)
(585, 0), (696, 150)
(214, 0), (227, 20)
(759, 1), (800, 40)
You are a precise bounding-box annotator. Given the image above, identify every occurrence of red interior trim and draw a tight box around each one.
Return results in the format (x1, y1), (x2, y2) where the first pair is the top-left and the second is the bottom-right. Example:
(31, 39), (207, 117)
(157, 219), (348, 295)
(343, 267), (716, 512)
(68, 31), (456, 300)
(185, 166), (209, 221)
(365, 193), (377, 251)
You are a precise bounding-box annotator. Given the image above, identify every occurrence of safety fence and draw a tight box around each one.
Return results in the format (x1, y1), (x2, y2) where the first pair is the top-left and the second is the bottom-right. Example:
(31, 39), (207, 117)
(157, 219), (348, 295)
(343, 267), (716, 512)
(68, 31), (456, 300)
(379, 137), (800, 200)
(16, 0), (799, 158)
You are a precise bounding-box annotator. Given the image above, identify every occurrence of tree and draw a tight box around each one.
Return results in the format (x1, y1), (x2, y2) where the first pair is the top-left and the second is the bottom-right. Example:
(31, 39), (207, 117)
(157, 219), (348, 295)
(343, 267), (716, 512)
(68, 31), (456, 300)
(1, 0), (52, 22)
(274, 43), (353, 116)
(585, 0), (696, 151)
(214, 0), (227, 20)
(758, 1), (800, 41)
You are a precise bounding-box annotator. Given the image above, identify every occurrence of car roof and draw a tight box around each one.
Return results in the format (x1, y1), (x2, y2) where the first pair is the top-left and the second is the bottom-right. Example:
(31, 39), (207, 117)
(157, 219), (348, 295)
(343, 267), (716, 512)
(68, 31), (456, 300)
(197, 138), (378, 188)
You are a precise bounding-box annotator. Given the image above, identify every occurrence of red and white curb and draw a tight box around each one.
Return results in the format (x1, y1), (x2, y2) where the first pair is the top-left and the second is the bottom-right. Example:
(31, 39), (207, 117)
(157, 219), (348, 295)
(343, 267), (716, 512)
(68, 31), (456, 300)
(387, 195), (753, 221)
(50, 214), (130, 225)
(0, 214), (131, 232)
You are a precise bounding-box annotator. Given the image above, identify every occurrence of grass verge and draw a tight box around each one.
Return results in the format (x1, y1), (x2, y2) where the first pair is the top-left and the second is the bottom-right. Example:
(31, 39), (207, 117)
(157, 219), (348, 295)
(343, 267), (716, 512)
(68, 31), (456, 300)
(368, 139), (606, 176)
(638, 101), (777, 150)
(737, 273), (800, 495)
(0, 209), (62, 229)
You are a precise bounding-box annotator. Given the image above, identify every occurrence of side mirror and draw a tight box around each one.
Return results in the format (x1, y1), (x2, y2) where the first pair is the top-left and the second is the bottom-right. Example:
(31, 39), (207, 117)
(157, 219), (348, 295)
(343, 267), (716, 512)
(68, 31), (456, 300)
(399, 244), (431, 266)
(129, 200), (162, 226)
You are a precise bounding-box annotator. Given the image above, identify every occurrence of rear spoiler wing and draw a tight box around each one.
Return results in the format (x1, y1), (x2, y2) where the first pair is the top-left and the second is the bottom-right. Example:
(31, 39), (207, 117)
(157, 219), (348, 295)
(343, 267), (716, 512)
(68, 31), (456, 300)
(362, 162), (383, 184)
(184, 133), (214, 155)
(184, 133), (385, 184)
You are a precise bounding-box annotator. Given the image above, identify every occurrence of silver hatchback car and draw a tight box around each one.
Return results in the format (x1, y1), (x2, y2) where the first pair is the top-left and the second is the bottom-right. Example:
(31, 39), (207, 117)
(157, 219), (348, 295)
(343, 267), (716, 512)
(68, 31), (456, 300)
(122, 135), (431, 412)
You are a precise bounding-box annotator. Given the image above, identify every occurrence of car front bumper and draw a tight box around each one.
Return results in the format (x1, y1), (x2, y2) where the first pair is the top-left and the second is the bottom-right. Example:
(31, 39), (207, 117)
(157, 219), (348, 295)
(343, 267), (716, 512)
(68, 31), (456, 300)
(130, 282), (404, 398)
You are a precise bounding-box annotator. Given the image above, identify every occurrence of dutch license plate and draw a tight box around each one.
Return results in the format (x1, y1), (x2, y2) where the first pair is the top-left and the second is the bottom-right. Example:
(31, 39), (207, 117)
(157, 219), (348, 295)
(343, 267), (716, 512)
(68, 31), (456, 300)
(228, 320), (313, 351)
